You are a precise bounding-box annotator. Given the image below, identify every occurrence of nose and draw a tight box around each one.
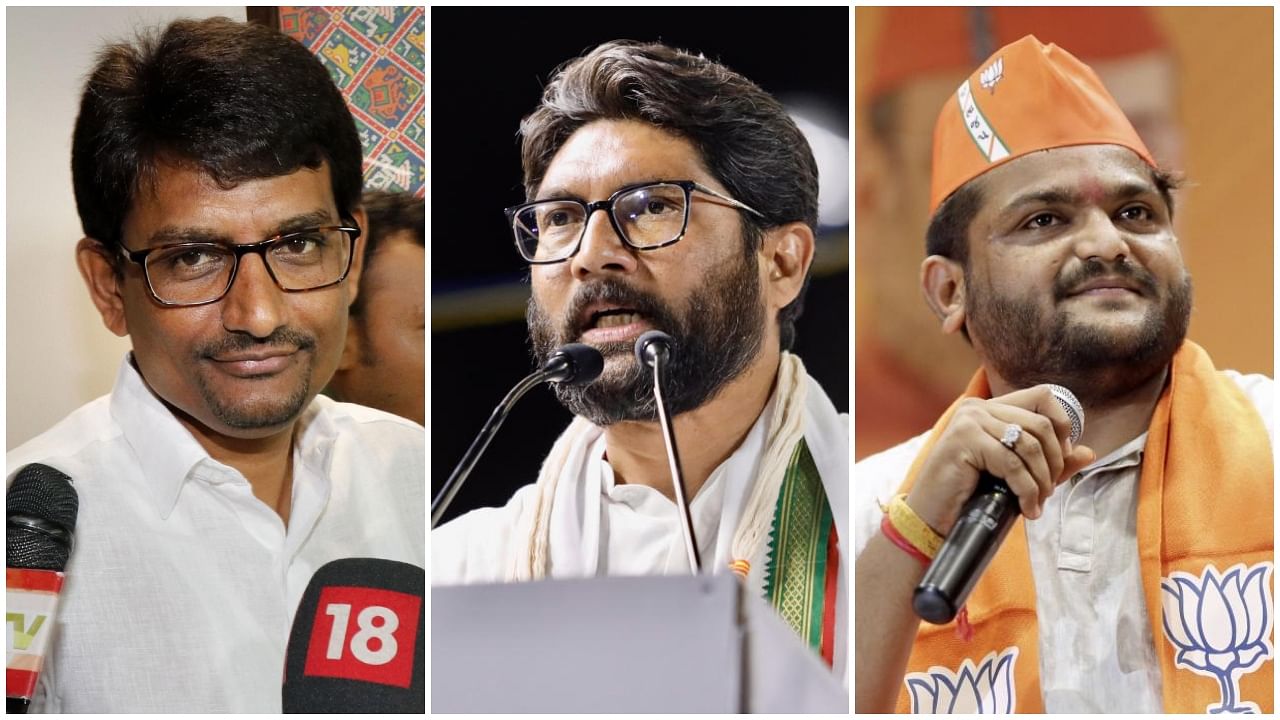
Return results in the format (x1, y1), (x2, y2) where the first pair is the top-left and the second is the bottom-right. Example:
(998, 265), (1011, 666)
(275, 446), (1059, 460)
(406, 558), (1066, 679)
(1072, 209), (1132, 263)
(220, 252), (287, 339)
(568, 207), (637, 280)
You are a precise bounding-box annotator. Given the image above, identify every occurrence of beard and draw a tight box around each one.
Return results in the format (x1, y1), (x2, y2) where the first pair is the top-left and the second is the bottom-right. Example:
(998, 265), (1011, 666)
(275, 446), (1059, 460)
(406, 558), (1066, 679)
(527, 250), (766, 426)
(192, 327), (317, 429)
(966, 257), (1193, 406)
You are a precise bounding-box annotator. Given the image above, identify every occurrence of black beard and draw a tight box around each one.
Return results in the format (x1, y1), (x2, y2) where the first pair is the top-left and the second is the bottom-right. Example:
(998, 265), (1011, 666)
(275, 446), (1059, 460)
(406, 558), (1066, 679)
(966, 257), (1193, 406)
(527, 251), (765, 426)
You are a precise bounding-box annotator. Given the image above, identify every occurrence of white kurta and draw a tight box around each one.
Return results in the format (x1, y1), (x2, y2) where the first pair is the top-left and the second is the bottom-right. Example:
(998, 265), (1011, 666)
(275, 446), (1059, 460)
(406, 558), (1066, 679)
(432, 371), (849, 680)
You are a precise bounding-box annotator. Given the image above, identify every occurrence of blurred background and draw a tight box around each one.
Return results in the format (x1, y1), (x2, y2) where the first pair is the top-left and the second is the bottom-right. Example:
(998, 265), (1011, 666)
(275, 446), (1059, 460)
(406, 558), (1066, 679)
(431, 7), (850, 523)
(854, 6), (1273, 459)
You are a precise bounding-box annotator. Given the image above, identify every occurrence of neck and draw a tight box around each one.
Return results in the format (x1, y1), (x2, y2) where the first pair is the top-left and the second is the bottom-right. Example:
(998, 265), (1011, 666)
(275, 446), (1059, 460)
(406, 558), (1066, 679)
(602, 347), (780, 501)
(176, 416), (298, 525)
(988, 364), (1170, 459)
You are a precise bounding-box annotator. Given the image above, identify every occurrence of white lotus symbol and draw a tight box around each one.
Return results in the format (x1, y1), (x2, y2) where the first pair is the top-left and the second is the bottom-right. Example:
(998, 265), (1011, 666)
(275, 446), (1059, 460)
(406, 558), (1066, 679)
(1162, 563), (1273, 713)
(905, 647), (1018, 713)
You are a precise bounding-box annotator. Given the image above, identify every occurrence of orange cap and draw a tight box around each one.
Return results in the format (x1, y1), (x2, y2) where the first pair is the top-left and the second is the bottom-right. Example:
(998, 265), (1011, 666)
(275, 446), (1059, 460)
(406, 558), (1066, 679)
(929, 35), (1156, 215)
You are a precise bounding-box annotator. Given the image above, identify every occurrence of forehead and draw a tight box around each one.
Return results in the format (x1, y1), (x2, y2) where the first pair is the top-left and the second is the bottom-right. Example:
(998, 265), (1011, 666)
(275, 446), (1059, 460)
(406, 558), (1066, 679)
(536, 119), (715, 199)
(972, 144), (1160, 218)
(124, 161), (337, 241)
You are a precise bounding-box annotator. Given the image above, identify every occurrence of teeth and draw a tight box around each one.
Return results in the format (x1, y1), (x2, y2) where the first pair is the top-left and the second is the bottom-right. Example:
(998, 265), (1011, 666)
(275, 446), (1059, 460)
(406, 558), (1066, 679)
(595, 312), (640, 329)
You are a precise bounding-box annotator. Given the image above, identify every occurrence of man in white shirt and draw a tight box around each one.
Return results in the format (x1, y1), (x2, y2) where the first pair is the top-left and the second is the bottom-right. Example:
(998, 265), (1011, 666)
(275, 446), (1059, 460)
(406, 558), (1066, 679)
(432, 41), (849, 678)
(854, 36), (1272, 713)
(6, 18), (423, 712)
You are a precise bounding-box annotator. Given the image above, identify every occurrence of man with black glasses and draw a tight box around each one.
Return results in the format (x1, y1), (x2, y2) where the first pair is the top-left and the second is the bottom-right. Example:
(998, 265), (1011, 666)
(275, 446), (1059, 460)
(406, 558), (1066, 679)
(6, 18), (423, 712)
(432, 40), (849, 678)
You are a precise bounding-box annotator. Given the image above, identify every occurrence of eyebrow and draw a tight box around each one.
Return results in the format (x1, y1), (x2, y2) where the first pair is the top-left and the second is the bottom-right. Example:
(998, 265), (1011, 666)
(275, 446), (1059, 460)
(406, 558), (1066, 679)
(143, 209), (337, 247)
(1000, 182), (1157, 216)
(534, 178), (671, 203)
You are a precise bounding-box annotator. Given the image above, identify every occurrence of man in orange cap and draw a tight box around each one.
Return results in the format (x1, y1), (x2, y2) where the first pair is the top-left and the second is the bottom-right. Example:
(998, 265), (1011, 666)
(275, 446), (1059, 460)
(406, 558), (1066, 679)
(854, 35), (1272, 713)
(856, 7), (1183, 460)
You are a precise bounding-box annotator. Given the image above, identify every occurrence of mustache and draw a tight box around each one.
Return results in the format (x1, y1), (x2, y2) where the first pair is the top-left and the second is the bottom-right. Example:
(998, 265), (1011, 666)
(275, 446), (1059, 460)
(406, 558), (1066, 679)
(194, 327), (316, 358)
(1053, 257), (1158, 301)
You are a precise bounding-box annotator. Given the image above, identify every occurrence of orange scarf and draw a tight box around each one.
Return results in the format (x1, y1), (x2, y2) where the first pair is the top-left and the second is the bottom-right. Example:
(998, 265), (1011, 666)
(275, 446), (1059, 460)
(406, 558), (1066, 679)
(894, 341), (1273, 713)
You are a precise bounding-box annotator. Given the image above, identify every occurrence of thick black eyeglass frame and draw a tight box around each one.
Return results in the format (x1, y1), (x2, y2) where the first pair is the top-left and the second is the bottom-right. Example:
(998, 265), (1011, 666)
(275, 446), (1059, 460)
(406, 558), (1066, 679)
(118, 224), (362, 307)
(504, 180), (765, 265)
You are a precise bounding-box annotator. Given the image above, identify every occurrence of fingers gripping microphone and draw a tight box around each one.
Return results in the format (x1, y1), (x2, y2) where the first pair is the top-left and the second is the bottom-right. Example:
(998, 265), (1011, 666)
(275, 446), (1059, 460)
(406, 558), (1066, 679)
(283, 558), (424, 712)
(635, 331), (700, 574)
(7, 464), (79, 714)
(431, 343), (603, 527)
(913, 385), (1084, 624)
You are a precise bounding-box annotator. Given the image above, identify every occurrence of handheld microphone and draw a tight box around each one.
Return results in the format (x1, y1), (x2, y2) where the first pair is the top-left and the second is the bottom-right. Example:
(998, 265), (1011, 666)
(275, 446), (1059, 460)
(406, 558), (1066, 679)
(431, 343), (604, 527)
(913, 385), (1084, 624)
(283, 558), (425, 712)
(6, 464), (79, 714)
(635, 330), (700, 573)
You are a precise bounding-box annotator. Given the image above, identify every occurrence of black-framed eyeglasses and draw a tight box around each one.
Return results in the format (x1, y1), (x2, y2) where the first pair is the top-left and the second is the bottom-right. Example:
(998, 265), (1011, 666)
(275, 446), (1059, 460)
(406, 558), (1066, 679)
(504, 180), (765, 264)
(118, 225), (361, 307)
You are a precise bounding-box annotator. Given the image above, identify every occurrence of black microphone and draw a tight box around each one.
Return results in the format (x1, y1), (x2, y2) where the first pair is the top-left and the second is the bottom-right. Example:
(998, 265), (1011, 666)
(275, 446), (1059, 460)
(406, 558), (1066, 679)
(634, 330), (700, 573)
(283, 558), (424, 712)
(6, 464), (79, 714)
(913, 385), (1084, 624)
(431, 343), (604, 527)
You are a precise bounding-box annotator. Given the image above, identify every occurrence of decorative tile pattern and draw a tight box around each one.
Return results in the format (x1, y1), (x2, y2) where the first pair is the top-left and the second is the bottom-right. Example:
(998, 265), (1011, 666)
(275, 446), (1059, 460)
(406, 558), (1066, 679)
(280, 6), (425, 196)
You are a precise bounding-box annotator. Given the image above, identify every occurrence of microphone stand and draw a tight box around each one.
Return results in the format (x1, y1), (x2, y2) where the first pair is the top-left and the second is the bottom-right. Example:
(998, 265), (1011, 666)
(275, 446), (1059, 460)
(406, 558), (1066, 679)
(638, 332), (701, 574)
(431, 346), (601, 528)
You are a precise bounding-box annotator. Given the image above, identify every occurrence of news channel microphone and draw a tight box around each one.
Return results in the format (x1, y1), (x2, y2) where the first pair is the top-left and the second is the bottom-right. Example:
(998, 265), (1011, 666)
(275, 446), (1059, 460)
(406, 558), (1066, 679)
(913, 385), (1084, 624)
(431, 343), (603, 527)
(283, 558), (425, 712)
(7, 463), (79, 714)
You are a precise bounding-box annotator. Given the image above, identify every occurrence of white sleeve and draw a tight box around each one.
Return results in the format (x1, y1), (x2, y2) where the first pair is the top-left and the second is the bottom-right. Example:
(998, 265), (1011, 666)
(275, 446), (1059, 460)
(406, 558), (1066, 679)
(852, 433), (930, 561)
(430, 483), (540, 586)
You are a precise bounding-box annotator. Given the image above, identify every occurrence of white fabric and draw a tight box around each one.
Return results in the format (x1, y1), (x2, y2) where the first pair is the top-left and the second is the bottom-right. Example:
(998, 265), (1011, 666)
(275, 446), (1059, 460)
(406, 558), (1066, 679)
(432, 367), (849, 680)
(852, 369), (1273, 712)
(6, 355), (425, 713)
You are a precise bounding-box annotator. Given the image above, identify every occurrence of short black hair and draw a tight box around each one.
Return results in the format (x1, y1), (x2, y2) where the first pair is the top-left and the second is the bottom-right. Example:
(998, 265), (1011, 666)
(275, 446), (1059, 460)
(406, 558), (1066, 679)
(518, 40), (819, 350)
(71, 17), (363, 251)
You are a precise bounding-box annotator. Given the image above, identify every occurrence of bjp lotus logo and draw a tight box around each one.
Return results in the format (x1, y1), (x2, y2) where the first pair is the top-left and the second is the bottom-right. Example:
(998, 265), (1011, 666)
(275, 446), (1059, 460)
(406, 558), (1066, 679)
(1161, 563), (1273, 714)
(905, 647), (1018, 713)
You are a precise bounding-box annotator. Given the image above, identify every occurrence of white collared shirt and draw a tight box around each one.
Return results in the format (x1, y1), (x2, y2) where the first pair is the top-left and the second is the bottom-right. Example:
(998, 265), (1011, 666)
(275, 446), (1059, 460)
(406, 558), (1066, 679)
(6, 355), (425, 713)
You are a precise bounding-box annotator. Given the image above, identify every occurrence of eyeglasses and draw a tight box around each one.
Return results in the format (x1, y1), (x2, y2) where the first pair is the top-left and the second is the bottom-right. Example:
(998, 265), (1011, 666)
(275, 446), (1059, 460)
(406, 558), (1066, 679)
(119, 225), (360, 306)
(504, 180), (765, 264)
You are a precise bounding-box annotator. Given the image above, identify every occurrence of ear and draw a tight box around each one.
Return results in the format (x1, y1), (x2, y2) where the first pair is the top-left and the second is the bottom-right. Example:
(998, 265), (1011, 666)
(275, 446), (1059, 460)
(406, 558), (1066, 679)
(345, 206), (369, 309)
(920, 254), (967, 335)
(75, 238), (130, 337)
(761, 220), (815, 313)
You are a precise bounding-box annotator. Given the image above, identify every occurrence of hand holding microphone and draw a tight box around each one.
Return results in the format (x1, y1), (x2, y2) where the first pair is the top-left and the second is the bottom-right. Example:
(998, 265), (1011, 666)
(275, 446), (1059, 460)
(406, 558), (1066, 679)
(906, 385), (1095, 624)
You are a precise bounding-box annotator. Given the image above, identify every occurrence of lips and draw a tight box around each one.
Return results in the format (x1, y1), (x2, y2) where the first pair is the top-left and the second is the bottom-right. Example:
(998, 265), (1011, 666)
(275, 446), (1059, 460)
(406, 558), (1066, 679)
(208, 348), (299, 377)
(1068, 276), (1144, 297)
(577, 303), (650, 343)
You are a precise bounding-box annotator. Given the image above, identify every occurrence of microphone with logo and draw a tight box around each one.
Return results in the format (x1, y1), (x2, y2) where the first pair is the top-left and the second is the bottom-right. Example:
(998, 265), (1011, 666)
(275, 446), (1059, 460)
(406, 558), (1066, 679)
(6, 463), (79, 714)
(913, 385), (1084, 624)
(430, 338), (599, 525)
(283, 558), (424, 712)
(432, 343), (604, 527)
(635, 330), (700, 574)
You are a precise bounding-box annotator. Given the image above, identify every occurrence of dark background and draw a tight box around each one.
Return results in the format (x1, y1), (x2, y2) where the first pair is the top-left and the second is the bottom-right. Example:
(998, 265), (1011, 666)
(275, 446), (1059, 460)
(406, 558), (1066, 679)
(431, 7), (849, 523)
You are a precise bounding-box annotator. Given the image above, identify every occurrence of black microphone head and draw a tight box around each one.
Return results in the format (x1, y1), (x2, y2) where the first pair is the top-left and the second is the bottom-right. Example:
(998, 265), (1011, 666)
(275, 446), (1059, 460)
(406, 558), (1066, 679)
(283, 558), (424, 713)
(543, 343), (603, 386)
(1046, 384), (1084, 444)
(634, 330), (673, 369)
(7, 463), (78, 571)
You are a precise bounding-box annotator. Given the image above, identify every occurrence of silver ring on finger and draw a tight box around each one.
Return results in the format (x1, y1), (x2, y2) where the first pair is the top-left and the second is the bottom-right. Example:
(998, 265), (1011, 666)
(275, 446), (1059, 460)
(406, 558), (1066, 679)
(1000, 423), (1022, 451)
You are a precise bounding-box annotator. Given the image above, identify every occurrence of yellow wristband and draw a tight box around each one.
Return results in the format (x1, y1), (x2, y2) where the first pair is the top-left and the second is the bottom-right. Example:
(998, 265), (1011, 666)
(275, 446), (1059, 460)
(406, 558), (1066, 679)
(886, 494), (944, 559)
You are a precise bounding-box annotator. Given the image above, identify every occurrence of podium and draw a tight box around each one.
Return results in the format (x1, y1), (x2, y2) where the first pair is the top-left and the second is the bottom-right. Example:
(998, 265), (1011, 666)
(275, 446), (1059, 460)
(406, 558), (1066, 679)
(431, 573), (846, 713)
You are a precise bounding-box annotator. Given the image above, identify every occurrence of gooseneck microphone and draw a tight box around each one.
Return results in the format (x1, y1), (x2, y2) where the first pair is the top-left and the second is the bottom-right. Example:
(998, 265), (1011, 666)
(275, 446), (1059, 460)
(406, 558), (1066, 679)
(635, 330), (700, 574)
(913, 385), (1084, 624)
(7, 464), (80, 714)
(283, 558), (424, 712)
(431, 343), (604, 527)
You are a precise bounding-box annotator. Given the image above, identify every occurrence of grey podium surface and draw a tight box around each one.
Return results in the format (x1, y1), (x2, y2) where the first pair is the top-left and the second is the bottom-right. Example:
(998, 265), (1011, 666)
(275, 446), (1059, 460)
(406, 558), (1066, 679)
(431, 573), (846, 713)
